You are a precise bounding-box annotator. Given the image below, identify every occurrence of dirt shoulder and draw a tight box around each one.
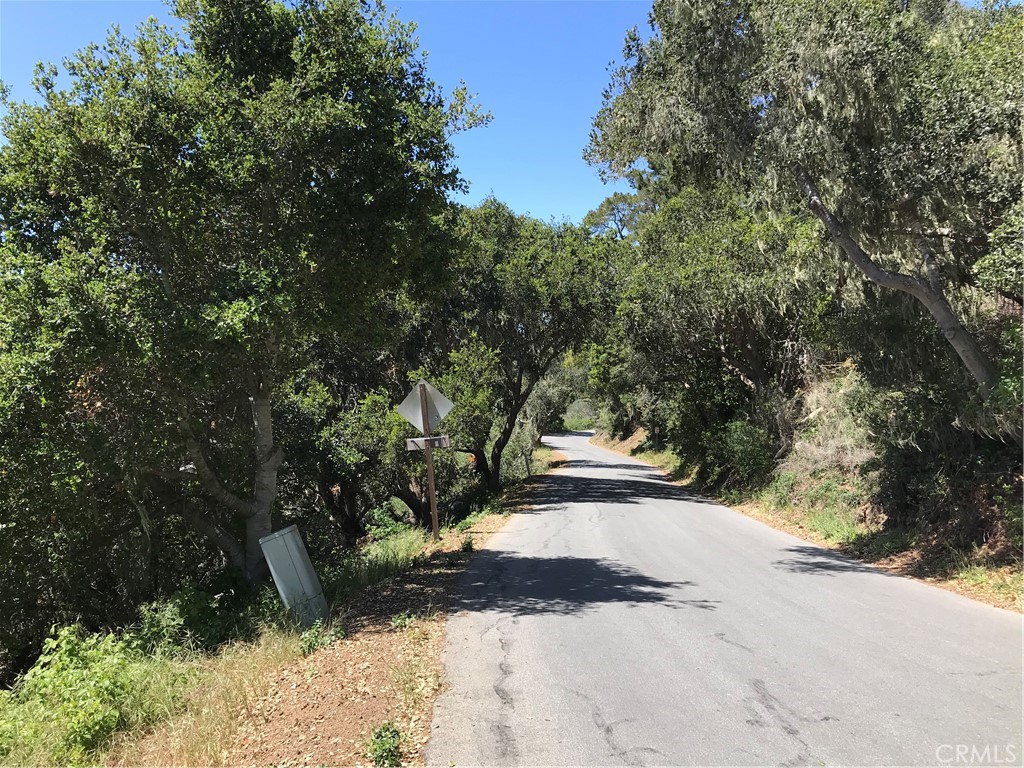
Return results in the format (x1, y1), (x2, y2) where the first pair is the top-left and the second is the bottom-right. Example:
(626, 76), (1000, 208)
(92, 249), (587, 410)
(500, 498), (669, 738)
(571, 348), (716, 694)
(592, 432), (1022, 613)
(228, 468), (562, 768)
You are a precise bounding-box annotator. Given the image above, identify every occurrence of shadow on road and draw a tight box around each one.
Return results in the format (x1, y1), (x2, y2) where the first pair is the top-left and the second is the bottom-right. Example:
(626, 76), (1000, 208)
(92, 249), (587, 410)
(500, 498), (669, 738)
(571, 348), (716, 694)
(519, 469), (714, 509)
(453, 551), (720, 616)
(563, 460), (660, 471)
(772, 545), (894, 577)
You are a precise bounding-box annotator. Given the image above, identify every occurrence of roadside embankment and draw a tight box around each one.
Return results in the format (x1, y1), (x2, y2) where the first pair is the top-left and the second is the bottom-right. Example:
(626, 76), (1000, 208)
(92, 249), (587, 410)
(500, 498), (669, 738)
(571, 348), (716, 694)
(592, 430), (1023, 612)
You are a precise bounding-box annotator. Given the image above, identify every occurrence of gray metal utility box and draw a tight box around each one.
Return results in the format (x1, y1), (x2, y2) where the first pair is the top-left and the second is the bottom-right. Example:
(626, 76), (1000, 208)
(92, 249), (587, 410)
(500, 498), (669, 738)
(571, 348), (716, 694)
(259, 525), (329, 627)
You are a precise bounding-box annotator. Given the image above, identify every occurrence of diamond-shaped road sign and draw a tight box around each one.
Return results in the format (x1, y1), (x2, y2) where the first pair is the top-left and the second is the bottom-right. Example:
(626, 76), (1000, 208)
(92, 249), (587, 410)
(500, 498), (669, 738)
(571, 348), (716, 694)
(397, 379), (454, 434)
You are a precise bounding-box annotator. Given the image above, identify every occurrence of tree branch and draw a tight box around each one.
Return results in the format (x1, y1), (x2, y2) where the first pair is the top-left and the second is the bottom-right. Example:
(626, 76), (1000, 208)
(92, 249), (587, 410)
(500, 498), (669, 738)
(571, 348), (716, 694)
(793, 164), (928, 299)
(179, 499), (247, 572)
(176, 409), (258, 519)
(793, 163), (999, 393)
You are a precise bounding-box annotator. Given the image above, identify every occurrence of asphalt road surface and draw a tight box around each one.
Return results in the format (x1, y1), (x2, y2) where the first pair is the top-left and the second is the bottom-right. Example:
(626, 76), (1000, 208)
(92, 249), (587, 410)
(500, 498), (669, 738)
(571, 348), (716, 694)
(426, 433), (1023, 767)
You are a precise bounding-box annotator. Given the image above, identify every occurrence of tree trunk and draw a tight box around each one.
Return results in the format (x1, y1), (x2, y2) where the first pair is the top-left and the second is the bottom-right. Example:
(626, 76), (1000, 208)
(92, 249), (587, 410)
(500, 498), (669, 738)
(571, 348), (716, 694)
(247, 379), (282, 582)
(181, 498), (248, 573)
(489, 406), (519, 492)
(794, 164), (999, 395)
(174, 371), (283, 585)
(316, 476), (365, 546)
(488, 376), (538, 492)
(488, 449), (504, 493)
(464, 447), (492, 487)
(145, 474), (249, 574)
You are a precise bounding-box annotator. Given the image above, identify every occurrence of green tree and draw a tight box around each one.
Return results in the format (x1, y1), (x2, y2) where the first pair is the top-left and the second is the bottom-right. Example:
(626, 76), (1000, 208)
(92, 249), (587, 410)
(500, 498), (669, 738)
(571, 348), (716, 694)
(588, 0), (1022, 407)
(581, 191), (649, 242)
(0, 0), (475, 597)
(424, 200), (608, 490)
(590, 184), (819, 476)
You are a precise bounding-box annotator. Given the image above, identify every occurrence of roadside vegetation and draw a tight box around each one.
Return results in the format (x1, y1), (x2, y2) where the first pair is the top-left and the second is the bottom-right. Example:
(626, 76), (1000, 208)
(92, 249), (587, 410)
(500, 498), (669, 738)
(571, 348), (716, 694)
(595, 411), (1022, 611)
(0, 0), (1020, 761)
(2, 444), (547, 767)
(0, 0), (599, 702)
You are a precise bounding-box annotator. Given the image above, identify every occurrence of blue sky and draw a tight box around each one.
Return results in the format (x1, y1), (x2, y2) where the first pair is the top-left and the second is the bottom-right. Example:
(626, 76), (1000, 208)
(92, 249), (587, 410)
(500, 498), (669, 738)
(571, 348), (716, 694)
(0, 0), (649, 223)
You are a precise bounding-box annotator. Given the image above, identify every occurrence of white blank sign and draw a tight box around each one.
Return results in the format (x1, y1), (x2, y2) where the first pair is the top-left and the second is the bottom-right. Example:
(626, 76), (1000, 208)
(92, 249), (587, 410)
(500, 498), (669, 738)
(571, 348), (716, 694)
(397, 379), (454, 434)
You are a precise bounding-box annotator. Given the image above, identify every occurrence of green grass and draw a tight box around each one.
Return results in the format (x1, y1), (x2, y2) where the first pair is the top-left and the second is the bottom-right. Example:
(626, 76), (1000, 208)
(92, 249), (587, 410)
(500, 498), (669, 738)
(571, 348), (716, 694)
(632, 447), (692, 482)
(390, 611), (416, 630)
(562, 414), (595, 431)
(806, 507), (862, 543)
(322, 528), (428, 604)
(527, 445), (561, 476)
(299, 620), (345, 655)
(758, 470), (869, 545)
(562, 399), (597, 431)
(0, 627), (201, 766)
(847, 529), (915, 560)
(762, 471), (798, 510)
(950, 550), (1024, 608)
(454, 507), (490, 532)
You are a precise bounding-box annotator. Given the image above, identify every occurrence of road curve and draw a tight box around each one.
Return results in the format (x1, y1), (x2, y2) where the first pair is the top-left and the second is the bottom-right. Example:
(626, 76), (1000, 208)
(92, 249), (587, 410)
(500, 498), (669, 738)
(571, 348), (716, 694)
(427, 433), (1022, 766)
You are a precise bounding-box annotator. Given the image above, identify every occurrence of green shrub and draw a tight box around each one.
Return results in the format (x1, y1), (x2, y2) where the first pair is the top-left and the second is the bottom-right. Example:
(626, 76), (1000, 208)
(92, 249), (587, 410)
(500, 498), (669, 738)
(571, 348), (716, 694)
(368, 722), (403, 767)
(720, 420), (775, 487)
(2, 625), (193, 764)
(132, 599), (190, 655)
(801, 475), (866, 514)
(764, 471), (798, 509)
(132, 586), (239, 653)
(299, 620), (344, 655)
(454, 503), (493, 532)
(390, 611), (416, 630)
(807, 507), (861, 544)
(365, 500), (412, 541)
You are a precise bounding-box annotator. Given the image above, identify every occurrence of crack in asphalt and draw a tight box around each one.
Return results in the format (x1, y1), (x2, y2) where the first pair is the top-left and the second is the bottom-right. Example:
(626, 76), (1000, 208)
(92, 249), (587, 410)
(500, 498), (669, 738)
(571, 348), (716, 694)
(746, 679), (832, 766)
(488, 615), (520, 764)
(567, 687), (667, 766)
(714, 631), (755, 654)
(537, 508), (575, 556)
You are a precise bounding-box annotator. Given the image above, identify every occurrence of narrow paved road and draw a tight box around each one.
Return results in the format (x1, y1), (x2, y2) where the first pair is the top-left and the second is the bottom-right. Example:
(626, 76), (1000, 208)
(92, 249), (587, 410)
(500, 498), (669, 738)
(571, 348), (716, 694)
(427, 433), (1023, 767)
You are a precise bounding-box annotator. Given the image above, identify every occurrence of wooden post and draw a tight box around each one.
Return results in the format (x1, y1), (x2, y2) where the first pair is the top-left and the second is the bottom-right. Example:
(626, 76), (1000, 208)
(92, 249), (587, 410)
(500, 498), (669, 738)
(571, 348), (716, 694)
(419, 382), (440, 542)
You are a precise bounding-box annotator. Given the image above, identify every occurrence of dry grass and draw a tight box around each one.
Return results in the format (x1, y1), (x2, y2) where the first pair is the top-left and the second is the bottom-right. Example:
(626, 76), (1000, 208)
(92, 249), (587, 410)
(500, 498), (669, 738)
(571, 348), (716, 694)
(783, 368), (876, 476)
(107, 629), (302, 767)
(228, 508), (517, 767)
(949, 553), (1024, 612)
(591, 430), (692, 481)
(531, 444), (567, 475)
(389, 625), (443, 715)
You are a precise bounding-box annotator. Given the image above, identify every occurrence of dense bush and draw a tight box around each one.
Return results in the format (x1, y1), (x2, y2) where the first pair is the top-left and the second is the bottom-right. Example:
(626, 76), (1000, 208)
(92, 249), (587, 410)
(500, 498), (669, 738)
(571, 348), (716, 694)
(719, 421), (776, 488)
(0, 626), (192, 764)
(581, 0), (1022, 561)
